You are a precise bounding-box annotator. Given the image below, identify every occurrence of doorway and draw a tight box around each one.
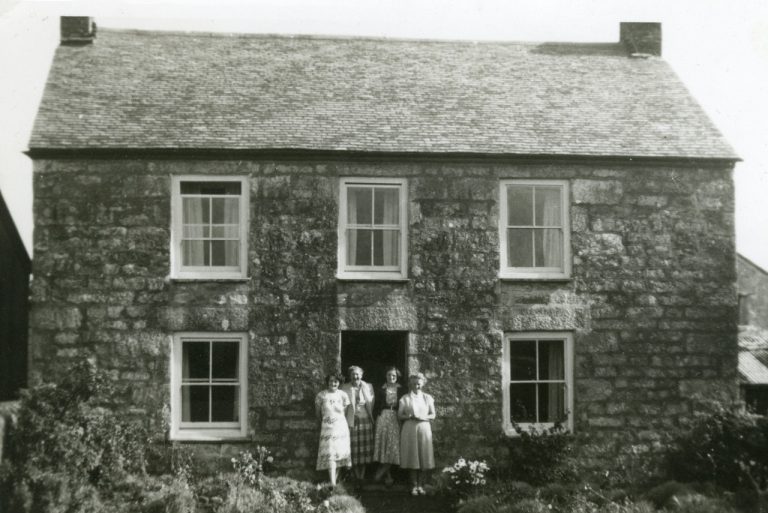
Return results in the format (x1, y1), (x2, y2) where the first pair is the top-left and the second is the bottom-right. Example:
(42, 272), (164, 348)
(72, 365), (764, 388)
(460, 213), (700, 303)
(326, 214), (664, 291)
(340, 331), (408, 389)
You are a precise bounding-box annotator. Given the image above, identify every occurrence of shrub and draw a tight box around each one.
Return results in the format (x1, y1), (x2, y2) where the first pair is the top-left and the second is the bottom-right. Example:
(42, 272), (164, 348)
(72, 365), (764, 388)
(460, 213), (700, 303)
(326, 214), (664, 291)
(323, 494), (366, 513)
(667, 493), (738, 513)
(642, 480), (695, 509)
(666, 403), (768, 490)
(485, 480), (536, 504)
(442, 457), (491, 500)
(506, 498), (551, 513)
(497, 423), (577, 485)
(0, 360), (150, 513)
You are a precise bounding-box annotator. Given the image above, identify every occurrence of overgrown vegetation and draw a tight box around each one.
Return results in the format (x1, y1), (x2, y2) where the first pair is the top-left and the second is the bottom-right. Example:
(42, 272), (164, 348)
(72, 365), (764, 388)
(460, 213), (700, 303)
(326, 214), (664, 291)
(0, 359), (365, 513)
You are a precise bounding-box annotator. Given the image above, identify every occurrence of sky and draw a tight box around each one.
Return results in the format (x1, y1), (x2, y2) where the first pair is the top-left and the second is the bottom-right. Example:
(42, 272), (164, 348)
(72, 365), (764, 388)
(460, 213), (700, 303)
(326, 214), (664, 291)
(1, 0), (767, 269)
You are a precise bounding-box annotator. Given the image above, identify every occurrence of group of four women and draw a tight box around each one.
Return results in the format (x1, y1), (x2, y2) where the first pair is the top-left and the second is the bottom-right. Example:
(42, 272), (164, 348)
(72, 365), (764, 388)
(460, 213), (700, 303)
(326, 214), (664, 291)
(314, 366), (436, 495)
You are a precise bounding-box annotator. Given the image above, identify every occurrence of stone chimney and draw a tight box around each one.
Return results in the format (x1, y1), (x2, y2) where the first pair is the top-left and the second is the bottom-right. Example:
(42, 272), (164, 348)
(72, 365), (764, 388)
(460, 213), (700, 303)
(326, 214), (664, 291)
(60, 16), (96, 45)
(620, 22), (661, 57)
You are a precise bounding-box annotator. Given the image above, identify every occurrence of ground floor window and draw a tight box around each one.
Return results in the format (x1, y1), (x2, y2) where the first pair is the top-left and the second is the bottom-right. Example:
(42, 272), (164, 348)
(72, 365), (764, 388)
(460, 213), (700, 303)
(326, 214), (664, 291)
(502, 332), (573, 435)
(170, 332), (248, 440)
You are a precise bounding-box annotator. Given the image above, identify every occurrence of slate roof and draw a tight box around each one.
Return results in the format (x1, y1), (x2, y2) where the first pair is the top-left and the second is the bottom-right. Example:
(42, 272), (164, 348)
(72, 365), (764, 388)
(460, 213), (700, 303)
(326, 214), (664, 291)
(29, 29), (737, 159)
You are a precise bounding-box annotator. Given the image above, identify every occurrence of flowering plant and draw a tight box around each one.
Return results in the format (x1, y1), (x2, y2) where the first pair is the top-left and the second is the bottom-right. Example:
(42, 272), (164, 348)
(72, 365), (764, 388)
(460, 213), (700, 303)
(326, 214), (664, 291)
(231, 446), (274, 486)
(441, 457), (490, 499)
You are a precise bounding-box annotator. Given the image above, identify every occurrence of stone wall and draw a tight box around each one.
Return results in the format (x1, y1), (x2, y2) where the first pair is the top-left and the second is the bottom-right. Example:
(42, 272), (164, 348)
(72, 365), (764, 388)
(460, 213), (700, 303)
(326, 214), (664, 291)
(737, 254), (768, 331)
(30, 158), (738, 471)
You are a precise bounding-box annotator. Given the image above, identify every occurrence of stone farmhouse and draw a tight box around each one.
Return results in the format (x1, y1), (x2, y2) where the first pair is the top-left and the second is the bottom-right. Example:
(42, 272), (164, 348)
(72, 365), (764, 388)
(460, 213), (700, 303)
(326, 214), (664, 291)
(27, 17), (739, 469)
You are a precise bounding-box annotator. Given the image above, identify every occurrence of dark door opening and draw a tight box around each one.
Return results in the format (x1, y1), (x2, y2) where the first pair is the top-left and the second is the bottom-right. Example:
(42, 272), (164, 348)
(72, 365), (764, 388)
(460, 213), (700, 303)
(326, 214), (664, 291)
(340, 331), (408, 390)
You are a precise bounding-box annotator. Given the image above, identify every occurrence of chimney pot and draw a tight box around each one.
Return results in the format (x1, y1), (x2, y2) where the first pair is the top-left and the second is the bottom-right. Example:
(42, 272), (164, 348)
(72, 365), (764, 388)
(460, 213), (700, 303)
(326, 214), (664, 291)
(620, 22), (661, 57)
(61, 17), (96, 45)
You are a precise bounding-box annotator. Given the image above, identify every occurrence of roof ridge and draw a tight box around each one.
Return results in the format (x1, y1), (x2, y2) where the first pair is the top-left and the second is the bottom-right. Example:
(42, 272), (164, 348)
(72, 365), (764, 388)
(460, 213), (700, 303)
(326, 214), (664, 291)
(96, 26), (624, 46)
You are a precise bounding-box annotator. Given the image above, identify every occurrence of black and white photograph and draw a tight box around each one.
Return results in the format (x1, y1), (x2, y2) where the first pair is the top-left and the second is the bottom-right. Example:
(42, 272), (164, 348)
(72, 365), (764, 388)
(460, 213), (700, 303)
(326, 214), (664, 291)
(0, 1), (767, 511)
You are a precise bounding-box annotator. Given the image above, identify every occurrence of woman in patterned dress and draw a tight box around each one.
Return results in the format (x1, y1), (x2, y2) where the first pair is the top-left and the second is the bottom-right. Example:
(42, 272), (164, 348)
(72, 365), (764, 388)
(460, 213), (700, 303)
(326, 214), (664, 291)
(398, 372), (436, 496)
(373, 366), (404, 486)
(340, 365), (375, 483)
(315, 373), (352, 486)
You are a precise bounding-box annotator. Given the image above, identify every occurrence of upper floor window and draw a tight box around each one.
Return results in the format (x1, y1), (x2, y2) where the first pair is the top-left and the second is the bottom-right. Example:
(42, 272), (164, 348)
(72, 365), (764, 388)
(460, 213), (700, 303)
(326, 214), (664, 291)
(499, 180), (570, 279)
(502, 332), (573, 436)
(170, 332), (248, 440)
(171, 176), (249, 280)
(337, 178), (407, 280)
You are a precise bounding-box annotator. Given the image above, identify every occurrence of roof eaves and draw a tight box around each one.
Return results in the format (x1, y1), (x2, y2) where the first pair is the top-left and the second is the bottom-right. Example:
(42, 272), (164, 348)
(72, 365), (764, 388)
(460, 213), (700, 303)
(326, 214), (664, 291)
(24, 147), (742, 166)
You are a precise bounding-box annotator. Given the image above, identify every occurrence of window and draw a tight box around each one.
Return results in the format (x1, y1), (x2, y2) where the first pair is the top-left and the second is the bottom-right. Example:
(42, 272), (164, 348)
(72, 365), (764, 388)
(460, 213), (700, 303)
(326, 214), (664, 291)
(170, 332), (248, 440)
(171, 176), (249, 279)
(499, 180), (570, 279)
(502, 332), (573, 436)
(338, 178), (407, 280)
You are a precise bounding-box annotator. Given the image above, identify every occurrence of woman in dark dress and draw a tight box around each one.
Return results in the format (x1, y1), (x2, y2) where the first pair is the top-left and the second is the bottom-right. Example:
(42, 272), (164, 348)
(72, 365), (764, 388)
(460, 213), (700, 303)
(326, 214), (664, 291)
(372, 366), (405, 486)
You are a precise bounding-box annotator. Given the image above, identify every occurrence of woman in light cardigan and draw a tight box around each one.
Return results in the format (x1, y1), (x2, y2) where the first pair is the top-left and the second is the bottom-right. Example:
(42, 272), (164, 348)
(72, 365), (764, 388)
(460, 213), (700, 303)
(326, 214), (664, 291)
(398, 372), (436, 496)
(340, 365), (375, 483)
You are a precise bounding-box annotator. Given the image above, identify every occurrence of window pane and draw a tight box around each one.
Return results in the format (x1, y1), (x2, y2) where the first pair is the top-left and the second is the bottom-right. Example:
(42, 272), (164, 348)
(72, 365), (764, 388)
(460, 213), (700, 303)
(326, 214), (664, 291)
(183, 197), (210, 224)
(538, 383), (566, 423)
(508, 228), (533, 267)
(347, 229), (372, 266)
(534, 229), (563, 268)
(211, 241), (239, 266)
(211, 386), (239, 422)
(181, 181), (241, 195)
(507, 185), (533, 226)
(182, 342), (210, 380)
(510, 383), (536, 423)
(510, 340), (537, 380)
(534, 187), (562, 227)
(182, 385), (209, 422)
(183, 225), (209, 238)
(374, 188), (399, 225)
(373, 230), (400, 266)
(212, 342), (239, 380)
(347, 187), (372, 225)
(211, 225), (240, 238)
(182, 240), (209, 266)
(538, 340), (564, 380)
(212, 198), (240, 224)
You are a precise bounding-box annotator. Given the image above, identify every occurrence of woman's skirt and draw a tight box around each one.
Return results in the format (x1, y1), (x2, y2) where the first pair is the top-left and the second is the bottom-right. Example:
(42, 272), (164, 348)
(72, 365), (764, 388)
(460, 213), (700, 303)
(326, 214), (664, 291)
(373, 410), (400, 465)
(316, 414), (352, 470)
(399, 419), (434, 469)
(350, 411), (374, 465)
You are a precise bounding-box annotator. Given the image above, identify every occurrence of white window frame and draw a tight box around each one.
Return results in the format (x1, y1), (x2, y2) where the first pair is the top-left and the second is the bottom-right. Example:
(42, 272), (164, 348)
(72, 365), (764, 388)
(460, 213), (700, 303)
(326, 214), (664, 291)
(170, 332), (249, 441)
(499, 180), (571, 280)
(337, 177), (408, 280)
(170, 176), (249, 280)
(502, 332), (574, 436)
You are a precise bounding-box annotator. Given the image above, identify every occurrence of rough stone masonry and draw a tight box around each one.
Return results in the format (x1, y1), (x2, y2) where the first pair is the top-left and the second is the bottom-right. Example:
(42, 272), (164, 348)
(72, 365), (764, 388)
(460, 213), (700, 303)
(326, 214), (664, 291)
(29, 157), (737, 471)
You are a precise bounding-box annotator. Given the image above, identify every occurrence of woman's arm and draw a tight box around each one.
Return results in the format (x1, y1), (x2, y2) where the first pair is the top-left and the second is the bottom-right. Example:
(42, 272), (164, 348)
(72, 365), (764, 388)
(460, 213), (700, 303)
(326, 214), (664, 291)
(397, 396), (410, 421)
(425, 394), (436, 421)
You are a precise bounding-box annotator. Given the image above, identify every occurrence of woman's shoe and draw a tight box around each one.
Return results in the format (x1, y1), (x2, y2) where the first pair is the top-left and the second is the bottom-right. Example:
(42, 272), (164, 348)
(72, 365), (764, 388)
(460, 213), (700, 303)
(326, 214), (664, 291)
(417, 486), (426, 495)
(411, 487), (419, 496)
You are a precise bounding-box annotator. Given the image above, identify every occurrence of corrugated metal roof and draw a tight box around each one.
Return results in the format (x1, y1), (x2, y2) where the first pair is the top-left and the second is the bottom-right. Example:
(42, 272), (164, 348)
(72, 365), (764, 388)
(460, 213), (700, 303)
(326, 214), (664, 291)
(29, 29), (737, 159)
(740, 351), (768, 385)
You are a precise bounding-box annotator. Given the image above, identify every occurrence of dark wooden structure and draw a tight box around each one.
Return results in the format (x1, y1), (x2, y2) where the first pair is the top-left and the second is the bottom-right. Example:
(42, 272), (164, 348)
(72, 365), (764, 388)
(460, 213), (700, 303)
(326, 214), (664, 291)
(0, 190), (30, 400)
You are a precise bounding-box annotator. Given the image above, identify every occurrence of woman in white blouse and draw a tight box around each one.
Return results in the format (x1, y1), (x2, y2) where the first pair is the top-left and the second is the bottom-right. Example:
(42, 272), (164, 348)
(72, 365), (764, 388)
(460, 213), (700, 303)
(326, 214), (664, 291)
(397, 372), (436, 496)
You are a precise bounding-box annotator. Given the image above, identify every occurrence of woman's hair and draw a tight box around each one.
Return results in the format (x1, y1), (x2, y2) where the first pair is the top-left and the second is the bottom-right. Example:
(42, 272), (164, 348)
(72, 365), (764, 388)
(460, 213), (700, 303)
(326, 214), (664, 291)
(347, 365), (364, 376)
(408, 372), (427, 385)
(384, 366), (402, 379)
(324, 373), (344, 386)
